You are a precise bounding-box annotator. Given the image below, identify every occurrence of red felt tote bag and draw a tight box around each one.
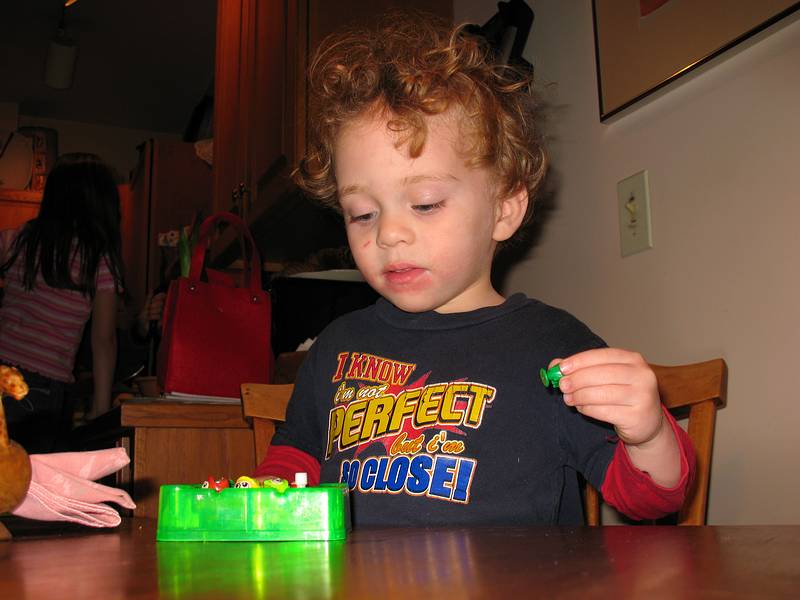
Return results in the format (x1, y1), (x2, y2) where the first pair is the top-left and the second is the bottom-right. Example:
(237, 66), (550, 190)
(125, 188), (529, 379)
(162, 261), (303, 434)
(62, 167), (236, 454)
(157, 212), (273, 398)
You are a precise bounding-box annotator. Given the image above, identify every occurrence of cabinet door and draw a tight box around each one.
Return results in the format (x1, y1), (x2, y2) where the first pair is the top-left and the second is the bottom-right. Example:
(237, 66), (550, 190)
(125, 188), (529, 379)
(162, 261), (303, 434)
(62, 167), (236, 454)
(250, 0), (299, 214)
(0, 190), (41, 230)
(213, 0), (250, 216)
(127, 139), (212, 306)
(213, 0), (294, 219)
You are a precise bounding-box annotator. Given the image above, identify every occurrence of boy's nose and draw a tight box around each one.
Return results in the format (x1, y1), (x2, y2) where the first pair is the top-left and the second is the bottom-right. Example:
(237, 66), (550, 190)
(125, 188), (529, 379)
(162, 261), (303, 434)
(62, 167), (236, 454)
(376, 213), (414, 248)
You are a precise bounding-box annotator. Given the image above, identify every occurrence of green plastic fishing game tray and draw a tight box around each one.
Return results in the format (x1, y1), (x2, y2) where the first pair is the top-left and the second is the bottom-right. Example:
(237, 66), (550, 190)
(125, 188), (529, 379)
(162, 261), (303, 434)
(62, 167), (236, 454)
(156, 483), (351, 542)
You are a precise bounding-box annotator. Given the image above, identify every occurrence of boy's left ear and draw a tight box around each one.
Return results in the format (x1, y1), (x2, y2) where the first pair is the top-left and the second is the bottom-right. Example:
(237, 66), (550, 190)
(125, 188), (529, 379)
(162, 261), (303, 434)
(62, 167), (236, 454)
(492, 187), (529, 242)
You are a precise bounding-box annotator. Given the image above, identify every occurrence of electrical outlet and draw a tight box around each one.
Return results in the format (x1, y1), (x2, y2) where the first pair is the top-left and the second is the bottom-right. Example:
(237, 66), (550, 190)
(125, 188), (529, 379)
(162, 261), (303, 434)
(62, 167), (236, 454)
(617, 170), (653, 257)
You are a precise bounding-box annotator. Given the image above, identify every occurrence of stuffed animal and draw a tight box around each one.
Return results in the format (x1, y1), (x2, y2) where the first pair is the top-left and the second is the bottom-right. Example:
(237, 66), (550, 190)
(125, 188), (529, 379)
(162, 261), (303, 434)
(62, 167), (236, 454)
(0, 365), (32, 539)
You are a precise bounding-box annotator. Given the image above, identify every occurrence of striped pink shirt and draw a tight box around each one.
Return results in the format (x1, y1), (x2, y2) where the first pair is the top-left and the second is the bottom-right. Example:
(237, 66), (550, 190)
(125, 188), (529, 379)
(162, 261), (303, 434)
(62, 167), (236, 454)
(0, 227), (116, 382)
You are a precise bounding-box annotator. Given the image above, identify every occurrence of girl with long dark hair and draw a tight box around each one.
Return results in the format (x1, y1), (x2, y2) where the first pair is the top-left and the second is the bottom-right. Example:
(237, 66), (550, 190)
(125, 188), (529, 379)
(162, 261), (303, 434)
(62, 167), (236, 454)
(0, 153), (125, 452)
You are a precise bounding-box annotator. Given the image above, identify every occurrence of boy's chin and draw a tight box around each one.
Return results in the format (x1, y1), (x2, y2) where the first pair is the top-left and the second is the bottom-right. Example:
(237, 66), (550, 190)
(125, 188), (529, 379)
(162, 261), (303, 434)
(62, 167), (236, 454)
(384, 294), (440, 314)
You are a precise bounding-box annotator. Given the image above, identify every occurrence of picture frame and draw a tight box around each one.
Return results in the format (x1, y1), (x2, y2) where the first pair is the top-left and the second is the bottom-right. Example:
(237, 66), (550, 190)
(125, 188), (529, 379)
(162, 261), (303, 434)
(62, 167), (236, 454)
(592, 0), (800, 121)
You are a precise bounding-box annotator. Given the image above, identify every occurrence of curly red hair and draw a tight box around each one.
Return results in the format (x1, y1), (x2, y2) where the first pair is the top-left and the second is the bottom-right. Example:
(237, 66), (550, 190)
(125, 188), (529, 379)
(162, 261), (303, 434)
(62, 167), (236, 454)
(294, 14), (548, 239)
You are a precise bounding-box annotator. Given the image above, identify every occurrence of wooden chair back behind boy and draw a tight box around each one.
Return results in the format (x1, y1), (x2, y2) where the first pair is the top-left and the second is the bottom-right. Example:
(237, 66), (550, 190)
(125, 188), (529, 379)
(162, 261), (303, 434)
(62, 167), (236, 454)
(240, 351), (309, 462)
(241, 383), (293, 464)
(584, 358), (728, 526)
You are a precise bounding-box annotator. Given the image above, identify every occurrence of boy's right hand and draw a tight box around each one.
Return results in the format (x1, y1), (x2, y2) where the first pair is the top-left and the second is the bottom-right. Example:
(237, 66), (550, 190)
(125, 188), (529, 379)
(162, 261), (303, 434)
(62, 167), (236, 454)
(549, 348), (682, 487)
(548, 348), (662, 447)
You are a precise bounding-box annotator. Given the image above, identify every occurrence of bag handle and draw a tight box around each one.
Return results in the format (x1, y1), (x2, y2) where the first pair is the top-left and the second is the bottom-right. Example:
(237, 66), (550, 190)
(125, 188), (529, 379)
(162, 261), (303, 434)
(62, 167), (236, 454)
(189, 212), (262, 292)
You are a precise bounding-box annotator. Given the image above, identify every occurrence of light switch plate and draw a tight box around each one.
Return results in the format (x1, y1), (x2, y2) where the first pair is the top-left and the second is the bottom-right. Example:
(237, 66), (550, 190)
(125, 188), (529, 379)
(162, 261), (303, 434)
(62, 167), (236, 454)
(617, 170), (653, 257)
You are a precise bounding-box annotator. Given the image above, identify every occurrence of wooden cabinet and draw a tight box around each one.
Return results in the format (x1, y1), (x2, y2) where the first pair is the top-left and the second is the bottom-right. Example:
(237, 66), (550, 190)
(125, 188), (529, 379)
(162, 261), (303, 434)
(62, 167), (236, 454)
(210, 0), (452, 265)
(121, 400), (256, 518)
(213, 0), (300, 222)
(127, 138), (212, 307)
(0, 189), (41, 231)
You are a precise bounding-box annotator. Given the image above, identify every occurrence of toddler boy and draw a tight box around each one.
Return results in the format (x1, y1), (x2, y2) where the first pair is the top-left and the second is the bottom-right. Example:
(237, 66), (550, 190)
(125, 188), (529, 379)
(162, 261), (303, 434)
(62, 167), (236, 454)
(255, 17), (693, 525)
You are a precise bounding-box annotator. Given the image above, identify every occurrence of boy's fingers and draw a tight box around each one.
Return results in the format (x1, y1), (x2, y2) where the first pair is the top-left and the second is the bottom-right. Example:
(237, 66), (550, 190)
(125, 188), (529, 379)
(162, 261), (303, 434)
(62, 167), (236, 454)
(558, 348), (646, 374)
(563, 384), (633, 408)
(547, 357), (563, 370)
(558, 363), (640, 394)
(570, 402), (620, 424)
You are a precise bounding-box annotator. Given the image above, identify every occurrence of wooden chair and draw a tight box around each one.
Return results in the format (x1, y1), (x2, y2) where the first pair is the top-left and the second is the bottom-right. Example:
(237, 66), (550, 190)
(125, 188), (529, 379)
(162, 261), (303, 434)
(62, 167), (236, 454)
(240, 352), (307, 462)
(584, 358), (728, 526)
(240, 383), (293, 464)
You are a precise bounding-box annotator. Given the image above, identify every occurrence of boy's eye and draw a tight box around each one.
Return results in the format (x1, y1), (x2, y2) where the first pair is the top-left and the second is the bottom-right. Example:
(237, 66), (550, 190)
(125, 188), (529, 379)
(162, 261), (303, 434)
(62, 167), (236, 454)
(412, 201), (444, 214)
(348, 211), (376, 223)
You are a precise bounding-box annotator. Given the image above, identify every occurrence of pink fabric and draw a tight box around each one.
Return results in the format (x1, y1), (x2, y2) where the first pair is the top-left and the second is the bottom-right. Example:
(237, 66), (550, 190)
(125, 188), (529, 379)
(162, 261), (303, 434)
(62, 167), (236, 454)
(11, 447), (136, 528)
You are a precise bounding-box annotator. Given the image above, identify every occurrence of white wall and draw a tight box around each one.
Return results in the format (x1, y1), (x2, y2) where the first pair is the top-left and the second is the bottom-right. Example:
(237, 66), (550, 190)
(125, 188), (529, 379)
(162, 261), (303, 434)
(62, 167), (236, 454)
(17, 114), (179, 181)
(456, 1), (800, 524)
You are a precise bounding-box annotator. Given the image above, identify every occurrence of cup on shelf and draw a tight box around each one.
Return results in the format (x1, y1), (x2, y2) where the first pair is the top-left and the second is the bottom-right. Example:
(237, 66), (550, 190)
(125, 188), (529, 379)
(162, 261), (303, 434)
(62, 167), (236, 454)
(134, 376), (161, 398)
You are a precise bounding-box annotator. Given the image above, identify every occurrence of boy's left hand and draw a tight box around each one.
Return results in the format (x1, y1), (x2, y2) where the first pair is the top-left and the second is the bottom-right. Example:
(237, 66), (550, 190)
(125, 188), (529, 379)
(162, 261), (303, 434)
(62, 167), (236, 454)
(550, 348), (664, 447)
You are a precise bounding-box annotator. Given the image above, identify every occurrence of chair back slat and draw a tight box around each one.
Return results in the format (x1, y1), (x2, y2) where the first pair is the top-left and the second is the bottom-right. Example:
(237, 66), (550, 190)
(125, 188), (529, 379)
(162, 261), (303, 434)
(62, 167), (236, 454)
(651, 359), (727, 410)
(241, 383), (294, 464)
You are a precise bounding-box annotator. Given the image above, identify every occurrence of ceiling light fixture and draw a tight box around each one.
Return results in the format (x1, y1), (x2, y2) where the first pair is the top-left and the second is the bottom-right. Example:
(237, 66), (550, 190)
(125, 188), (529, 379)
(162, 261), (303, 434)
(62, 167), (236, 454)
(44, 1), (79, 89)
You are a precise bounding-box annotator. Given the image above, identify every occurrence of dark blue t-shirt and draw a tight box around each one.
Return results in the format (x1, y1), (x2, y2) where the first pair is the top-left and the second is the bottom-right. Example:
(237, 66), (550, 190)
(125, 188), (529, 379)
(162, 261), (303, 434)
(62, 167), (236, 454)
(271, 293), (616, 526)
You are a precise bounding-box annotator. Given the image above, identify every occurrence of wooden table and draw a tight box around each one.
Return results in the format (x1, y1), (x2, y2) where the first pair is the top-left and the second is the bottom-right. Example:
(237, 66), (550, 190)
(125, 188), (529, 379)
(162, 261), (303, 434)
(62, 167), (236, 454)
(121, 400), (256, 518)
(1, 521), (797, 599)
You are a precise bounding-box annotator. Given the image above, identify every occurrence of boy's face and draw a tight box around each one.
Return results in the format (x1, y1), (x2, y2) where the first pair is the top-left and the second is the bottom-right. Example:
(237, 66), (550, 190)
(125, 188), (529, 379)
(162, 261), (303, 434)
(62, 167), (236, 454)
(334, 109), (521, 314)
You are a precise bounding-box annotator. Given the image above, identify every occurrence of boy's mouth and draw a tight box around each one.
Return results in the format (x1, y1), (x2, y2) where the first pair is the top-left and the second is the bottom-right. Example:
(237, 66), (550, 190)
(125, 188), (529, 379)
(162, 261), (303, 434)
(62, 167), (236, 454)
(383, 263), (425, 284)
